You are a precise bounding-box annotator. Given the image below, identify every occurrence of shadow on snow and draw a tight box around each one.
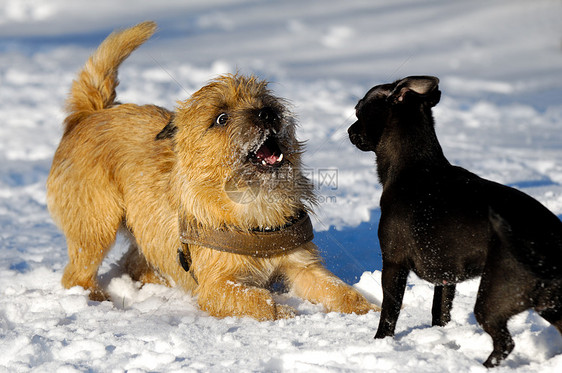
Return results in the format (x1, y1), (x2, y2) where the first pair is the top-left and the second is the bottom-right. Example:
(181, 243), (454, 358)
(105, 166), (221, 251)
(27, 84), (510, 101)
(313, 209), (382, 285)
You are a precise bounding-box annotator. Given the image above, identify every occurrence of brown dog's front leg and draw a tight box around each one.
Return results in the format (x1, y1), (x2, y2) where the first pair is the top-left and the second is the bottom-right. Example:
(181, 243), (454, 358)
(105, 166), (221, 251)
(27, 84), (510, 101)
(431, 284), (456, 326)
(375, 263), (409, 338)
(287, 263), (376, 314)
(281, 244), (377, 314)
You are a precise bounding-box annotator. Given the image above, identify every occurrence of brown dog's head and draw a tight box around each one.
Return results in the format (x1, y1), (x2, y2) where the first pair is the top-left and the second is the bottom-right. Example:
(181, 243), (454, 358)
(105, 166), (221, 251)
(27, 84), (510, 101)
(348, 76), (441, 152)
(171, 74), (314, 229)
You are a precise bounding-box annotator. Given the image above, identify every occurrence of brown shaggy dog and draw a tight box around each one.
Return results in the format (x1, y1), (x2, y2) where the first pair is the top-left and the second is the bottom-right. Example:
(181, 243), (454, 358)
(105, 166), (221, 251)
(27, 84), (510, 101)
(46, 21), (376, 320)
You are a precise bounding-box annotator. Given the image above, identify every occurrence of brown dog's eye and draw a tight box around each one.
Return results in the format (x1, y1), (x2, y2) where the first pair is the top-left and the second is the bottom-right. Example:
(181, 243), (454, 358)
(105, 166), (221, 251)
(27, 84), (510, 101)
(215, 113), (229, 126)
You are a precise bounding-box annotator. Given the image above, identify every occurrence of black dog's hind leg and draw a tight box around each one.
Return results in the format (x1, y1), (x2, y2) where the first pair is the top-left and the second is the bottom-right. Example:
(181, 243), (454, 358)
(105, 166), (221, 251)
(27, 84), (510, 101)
(475, 210), (555, 367)
(432, 284), (456, 327)
(475, 270), (516, 367)
(536, 281), (562, 336)
(375, 263), (409, 338)
(539, 307), (562, 334)
(477, 315), (515, 368)
(474, 253), (532, 367)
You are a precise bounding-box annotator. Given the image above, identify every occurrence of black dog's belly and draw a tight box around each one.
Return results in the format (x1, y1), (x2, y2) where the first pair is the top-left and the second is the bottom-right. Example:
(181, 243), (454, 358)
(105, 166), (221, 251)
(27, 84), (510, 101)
(412, 208), (489, 283)
(388, 221), (487, 285)
(379, 171), (490, 284)
(408, 244), (486, 285)
(380, 221), (488, 285)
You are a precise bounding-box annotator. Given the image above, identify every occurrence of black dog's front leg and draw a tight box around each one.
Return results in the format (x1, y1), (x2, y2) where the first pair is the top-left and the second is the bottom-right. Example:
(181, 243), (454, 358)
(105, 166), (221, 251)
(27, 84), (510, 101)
(375, 263), (409, 338)
(431, 284), (456, 326)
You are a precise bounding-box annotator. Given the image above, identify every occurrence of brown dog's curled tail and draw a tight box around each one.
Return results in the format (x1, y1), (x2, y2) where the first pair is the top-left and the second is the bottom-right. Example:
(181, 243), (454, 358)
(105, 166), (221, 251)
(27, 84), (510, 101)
(64, 21), (157, 133)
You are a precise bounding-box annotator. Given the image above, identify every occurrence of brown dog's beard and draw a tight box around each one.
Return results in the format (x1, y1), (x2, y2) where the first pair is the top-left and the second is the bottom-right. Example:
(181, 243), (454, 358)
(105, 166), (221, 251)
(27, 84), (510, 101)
(220, 109), (314, 219)
(233, 132), (301, 185)
(222, 142), (315, 229)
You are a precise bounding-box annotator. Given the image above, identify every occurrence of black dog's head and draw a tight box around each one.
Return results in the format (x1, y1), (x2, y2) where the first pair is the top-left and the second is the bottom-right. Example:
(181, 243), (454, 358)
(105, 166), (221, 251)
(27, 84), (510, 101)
(348, 76), (441, 152)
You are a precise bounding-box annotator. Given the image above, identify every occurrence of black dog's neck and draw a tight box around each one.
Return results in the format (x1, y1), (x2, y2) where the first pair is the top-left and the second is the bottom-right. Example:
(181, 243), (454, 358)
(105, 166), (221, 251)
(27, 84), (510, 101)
(376, 113), (449, 187)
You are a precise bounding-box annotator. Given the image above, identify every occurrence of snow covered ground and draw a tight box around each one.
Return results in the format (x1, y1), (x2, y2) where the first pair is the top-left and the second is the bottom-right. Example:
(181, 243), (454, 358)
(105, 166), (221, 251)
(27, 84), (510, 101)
(1, 0), (562, 371)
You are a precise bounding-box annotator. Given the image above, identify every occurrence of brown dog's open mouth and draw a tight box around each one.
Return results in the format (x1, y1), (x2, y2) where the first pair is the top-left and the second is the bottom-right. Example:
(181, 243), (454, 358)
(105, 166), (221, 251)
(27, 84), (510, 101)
(248, 136), (285, 169)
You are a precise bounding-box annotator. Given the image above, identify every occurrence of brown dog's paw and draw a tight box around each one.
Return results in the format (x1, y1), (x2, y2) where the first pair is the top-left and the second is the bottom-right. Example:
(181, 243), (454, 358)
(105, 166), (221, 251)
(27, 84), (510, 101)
(332, 287), (379, 315)
(275, 304), (297, 319)
(345, 299), (380, 315)
(358, 295), (382, 313)
(248, 293), (297, 321)
(88, 287), (109, 302)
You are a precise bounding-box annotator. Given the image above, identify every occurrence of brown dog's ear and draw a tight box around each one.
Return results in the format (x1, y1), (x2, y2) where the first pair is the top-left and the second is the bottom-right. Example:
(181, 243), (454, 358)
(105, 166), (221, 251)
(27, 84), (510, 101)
(389, 76), (441, 107)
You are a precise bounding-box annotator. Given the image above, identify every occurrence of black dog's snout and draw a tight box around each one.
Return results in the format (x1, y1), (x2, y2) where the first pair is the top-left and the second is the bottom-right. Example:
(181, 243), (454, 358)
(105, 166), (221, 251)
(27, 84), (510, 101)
(348, 126), (358, 142)
(347, 121), (358, 135)
(348, 121), (362, 144)
(348, 122), (372, 152)
(348, 132), (365, 149)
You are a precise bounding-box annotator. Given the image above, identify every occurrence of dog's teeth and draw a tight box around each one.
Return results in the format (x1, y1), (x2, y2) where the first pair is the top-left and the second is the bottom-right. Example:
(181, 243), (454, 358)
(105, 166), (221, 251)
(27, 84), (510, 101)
(278, 153), (283, 162)
(262, 160), (267, 166)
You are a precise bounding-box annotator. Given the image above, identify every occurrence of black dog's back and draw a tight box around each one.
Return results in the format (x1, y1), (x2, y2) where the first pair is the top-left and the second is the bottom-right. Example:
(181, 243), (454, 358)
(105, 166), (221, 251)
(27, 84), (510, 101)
(348, 75), (562, 367)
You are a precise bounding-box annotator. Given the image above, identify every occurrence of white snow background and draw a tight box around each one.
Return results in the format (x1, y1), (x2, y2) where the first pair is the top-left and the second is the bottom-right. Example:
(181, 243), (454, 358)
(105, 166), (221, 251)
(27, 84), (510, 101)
(1, 0), (562, 371)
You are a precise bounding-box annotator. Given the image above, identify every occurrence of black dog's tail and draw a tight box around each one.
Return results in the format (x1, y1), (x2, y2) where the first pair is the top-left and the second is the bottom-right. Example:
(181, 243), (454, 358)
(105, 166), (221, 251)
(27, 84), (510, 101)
(489, 208), (561, 280)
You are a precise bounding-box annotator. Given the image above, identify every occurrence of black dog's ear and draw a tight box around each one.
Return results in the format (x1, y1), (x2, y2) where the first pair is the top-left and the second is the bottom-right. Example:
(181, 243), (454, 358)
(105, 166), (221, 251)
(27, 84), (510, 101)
(360, 83), (395, 108)
(389, 76), (441, 107)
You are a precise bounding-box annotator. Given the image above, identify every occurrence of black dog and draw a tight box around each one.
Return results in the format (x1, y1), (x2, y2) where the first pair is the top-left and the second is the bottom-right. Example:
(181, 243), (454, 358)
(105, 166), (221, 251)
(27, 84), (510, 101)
(348, 76), (562, 367)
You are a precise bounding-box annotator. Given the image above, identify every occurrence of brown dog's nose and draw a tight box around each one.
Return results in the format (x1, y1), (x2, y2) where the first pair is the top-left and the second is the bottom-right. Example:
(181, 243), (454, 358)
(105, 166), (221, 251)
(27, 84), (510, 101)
(258, 107), (279, 130)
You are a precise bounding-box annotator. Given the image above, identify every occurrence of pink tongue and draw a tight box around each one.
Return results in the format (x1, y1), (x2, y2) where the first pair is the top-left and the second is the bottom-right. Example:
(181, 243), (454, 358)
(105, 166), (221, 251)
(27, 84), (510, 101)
(257, 144), (279, 165)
